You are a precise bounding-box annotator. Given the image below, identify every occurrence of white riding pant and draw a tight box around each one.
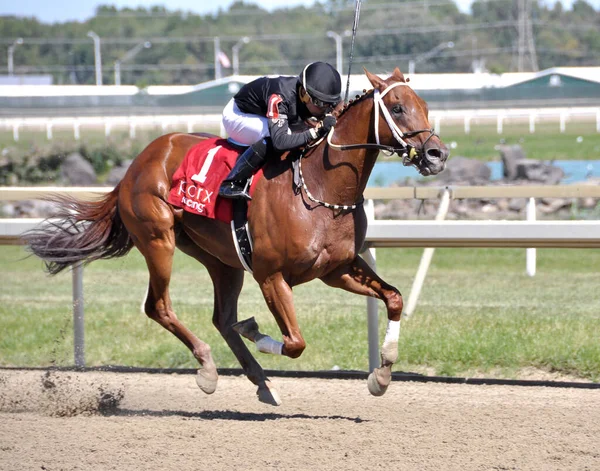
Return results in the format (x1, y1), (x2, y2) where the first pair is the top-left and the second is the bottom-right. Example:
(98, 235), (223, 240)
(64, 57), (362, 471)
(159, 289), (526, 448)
(222, 98), (270, 147)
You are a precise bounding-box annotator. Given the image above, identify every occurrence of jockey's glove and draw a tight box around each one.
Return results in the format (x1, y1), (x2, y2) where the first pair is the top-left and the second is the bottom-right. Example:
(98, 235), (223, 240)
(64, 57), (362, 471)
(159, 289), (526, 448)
(317, 114), (337, 137)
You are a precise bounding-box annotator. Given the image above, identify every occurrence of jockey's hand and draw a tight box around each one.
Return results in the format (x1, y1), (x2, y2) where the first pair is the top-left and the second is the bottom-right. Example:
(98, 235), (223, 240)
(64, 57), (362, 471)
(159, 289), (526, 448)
(317, 114), (337, 136)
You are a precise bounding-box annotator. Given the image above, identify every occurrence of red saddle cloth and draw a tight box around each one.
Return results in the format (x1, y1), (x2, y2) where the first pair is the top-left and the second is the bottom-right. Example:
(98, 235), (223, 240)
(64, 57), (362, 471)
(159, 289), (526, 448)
(168, 137), (261, 222)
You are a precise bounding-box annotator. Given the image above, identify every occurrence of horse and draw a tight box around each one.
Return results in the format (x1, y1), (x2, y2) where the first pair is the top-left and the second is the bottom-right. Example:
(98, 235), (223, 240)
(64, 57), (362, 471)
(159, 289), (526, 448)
(24, 67), (449, 406)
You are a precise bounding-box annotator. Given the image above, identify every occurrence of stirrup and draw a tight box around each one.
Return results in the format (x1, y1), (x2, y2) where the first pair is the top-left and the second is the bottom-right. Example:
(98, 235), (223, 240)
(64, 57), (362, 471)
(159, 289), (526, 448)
(219, 179), (252, 201)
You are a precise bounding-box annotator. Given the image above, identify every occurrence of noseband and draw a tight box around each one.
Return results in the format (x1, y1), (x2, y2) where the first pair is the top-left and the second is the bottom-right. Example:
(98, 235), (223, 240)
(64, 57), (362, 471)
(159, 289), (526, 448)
(327, 81), (437, 167)
(297, 81), (437, 211)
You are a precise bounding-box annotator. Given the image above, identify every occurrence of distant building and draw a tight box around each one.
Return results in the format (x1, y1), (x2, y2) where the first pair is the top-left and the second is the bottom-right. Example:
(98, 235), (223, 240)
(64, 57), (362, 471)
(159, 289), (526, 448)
(0, 68), (599, 116)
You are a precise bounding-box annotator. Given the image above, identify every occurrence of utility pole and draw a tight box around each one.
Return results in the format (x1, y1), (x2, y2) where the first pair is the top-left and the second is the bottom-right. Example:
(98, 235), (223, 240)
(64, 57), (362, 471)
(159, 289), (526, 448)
(517, 0), (538, 72)
(326, 30), (351, 73)
(214, 37), (222, 80)
(232, 36), (250, 76)
(87, 31), (103, 86)
(7, 38), (23, 76)
(114, 41), (151, 86)
(327, 31), (343, 73)
(525, 0), (538, 71)
(408, 41), (454, 75)
(517, 0), (526, 72)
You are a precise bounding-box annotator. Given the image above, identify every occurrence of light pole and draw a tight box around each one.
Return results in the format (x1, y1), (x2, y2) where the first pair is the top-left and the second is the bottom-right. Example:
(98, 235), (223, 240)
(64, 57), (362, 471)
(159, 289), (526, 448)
(214, 37), (222, 80)
(87, 31), (103, 86)
(408, 41), (454, 75)
(7, 38), (23, 76)
(326, 30), (351, 72)
(114, 41), (151, 86)
(232, 36), (250, 76)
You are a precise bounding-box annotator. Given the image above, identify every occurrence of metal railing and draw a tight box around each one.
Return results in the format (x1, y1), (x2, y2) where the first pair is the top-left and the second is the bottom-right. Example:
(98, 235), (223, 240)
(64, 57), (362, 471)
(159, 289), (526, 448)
(1, 107), (599, 141)
(2, 184), (600, 370)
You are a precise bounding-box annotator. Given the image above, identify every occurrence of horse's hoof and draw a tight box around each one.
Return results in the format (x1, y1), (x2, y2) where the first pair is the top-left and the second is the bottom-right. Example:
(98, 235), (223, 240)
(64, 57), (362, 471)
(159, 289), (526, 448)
(232, 317), (259, 341)
(257, 381), (282, 406)
(367, 367), (391, 397)
(195, 369), (218, 395)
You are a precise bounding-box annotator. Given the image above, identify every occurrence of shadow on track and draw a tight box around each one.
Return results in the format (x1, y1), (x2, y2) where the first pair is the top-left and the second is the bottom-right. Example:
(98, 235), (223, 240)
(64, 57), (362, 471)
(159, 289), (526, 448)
(112, 408), (368, 423)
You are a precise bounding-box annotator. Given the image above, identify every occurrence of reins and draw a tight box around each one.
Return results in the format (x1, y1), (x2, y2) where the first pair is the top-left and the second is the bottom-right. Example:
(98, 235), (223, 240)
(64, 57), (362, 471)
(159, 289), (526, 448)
(328, 81), (436, 163)
(297, 81), (437, 211)
(296, 155), (363, 211)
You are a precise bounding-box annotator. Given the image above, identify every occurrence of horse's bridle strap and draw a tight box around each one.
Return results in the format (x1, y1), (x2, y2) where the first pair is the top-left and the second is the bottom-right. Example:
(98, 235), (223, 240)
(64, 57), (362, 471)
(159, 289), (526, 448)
(374, 82), (410, 149)
(328, 141), (400, 153)
(326, 81), (434, 161)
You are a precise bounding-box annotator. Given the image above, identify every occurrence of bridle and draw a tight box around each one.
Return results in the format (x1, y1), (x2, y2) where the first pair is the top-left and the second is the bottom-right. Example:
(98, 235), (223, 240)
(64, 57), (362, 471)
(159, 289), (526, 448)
(297, 81), (438, 211)
(327, 81), (437, 167)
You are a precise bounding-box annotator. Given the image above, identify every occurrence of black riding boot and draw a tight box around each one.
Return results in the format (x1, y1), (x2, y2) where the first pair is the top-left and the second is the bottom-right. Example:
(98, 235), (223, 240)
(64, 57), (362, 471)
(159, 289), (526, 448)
(219, 139), (269, 200)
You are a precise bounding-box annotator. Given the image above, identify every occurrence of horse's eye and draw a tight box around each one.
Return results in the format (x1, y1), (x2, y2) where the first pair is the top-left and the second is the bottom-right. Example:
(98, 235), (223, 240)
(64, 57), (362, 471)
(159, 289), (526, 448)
(392, 105), (403, 115)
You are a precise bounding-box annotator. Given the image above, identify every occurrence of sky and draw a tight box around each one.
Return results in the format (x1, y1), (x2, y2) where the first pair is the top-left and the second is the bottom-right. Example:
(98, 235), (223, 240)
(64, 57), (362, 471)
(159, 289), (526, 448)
(2, 0), (597, 24)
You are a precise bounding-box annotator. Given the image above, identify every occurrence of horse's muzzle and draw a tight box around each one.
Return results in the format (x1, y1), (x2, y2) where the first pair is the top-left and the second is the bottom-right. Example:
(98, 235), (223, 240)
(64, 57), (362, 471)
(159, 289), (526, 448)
(419, 144), (449, 176)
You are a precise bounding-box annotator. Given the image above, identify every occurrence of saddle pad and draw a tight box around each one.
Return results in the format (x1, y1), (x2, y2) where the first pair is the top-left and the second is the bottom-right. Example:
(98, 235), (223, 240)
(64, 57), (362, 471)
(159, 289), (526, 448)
(168, 137), (261, 223)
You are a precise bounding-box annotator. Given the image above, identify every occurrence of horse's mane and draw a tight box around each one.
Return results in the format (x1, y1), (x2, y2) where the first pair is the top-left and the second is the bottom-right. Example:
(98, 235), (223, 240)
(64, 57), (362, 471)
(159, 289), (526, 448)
(334, 89), (374, 120)
(334, 72), (411, 120)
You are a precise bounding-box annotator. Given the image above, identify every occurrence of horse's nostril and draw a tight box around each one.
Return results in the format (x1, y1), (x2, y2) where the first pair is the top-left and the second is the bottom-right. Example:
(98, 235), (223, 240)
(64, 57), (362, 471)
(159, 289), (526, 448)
(426, 147), (449, 162)
(426, 148), (442, 160)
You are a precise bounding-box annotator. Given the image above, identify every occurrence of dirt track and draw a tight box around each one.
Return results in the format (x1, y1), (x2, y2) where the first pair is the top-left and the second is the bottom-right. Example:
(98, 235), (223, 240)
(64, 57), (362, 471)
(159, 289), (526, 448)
(0, 369), (599, 471)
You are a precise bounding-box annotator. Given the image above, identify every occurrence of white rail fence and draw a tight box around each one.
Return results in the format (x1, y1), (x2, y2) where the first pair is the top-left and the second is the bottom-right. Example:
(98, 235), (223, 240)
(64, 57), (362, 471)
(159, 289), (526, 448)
(1, 107), (599, 142)
(0, 114), (224, 141)
(2, 185), (600, 370)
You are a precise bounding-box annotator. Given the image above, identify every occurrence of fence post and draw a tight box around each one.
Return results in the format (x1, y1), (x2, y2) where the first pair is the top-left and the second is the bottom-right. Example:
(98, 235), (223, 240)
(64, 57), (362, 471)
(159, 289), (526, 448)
(129, 120), (136, 139)
(526, 197), (537, 277)
(46, 121), (53, 140)
(363, 199), (379, 372)
(72, 262), (85, 367)
(403, 188), (451, 319)
(560, 112), (567, 133)
(12, 122), (19, 142)
(464, 115), (471, 134)
(529, 113), (536, 133)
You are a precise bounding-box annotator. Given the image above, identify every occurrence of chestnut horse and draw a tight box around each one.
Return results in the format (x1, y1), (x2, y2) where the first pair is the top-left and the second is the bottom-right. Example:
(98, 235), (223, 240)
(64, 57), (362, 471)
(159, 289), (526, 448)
(24, 68), (448, 405)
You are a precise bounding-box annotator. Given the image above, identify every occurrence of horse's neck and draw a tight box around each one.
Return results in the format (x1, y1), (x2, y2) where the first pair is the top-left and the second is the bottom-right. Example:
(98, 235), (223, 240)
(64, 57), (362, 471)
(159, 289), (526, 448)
(304, 99), (378, 206)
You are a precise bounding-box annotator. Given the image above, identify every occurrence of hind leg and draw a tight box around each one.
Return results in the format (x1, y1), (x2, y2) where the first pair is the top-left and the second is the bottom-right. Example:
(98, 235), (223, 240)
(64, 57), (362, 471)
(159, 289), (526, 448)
(121, 196), (218, 394)
(176, 230), (280, 405)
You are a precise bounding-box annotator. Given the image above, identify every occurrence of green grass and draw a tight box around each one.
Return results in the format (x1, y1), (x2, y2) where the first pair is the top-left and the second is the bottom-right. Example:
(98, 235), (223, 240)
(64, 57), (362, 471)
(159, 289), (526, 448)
(439, 122), (600, 161)
(1, 245), (599, 381)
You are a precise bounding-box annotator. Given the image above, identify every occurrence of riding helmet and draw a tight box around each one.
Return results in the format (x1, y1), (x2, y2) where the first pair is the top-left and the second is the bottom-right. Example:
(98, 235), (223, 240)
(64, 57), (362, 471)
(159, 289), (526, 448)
(299, 62), (342, 104)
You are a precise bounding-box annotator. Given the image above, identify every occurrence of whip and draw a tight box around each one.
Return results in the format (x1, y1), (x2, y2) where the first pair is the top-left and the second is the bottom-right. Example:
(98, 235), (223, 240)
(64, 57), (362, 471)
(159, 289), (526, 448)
(343, 0), (362, 105)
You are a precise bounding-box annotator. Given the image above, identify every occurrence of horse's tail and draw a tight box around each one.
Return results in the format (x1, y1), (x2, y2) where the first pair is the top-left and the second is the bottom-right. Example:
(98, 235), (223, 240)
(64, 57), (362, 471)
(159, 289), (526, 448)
(22, 183), (134, 275)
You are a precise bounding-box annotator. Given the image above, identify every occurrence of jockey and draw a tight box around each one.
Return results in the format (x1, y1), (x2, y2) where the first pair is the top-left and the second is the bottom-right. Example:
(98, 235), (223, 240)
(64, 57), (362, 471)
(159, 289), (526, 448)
(219, 61), (342, 200)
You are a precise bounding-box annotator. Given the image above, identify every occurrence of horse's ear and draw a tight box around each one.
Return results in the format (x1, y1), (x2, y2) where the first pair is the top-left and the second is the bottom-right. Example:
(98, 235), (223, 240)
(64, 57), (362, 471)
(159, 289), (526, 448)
(392, 67), (406, 82)
(364, 67), (384, 90)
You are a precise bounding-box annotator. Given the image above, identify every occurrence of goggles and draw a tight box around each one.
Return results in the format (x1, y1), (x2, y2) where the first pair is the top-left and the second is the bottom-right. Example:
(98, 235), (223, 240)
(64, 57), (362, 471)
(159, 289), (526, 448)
(307, 93), (336, 109)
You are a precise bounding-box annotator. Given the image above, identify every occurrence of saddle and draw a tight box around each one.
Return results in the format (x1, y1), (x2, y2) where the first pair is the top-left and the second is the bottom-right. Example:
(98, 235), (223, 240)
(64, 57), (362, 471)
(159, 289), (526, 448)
(168, 137), (260, 272)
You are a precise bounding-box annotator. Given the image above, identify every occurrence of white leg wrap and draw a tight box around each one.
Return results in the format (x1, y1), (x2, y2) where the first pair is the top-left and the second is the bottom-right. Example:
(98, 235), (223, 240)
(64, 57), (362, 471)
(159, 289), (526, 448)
(256, 336), (284, 355)
(384, 320), (401, 344)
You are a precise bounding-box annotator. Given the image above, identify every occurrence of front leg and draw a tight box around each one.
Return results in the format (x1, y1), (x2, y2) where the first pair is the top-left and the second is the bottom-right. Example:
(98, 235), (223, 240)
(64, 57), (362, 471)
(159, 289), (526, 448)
(320, 255), (403, 396)
(236, 272), (306, 359)
(232, 272), (305, 405)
